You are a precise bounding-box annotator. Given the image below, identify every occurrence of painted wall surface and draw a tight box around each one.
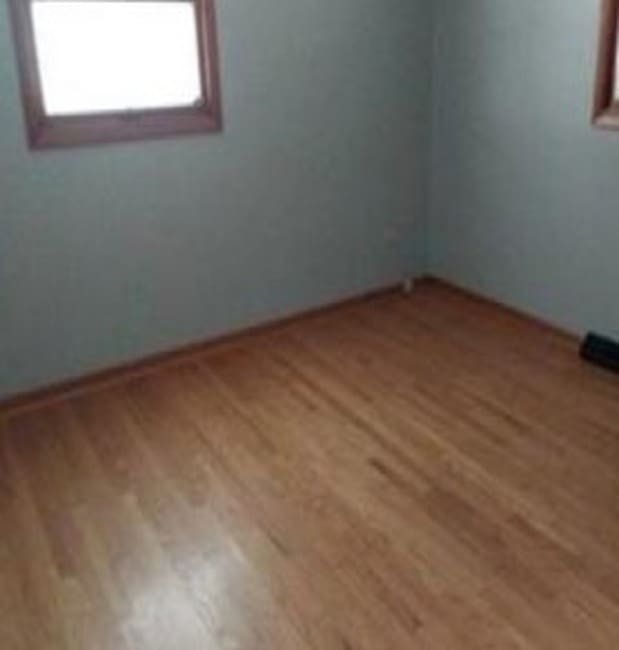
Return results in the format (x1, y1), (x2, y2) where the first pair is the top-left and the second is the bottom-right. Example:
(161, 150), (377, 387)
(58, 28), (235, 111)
(430, 0), (619, 338)
(0, 0), (432, 398)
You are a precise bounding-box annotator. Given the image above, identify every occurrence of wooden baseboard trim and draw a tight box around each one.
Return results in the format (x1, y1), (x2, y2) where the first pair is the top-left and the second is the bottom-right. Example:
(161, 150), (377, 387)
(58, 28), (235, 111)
(1, 277), (582, 419)
(0, 283), (401, 418)
(419, 276), (579, 345)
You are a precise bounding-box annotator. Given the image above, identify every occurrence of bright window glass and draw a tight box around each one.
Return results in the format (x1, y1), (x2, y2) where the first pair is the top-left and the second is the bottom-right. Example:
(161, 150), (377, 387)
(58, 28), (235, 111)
(31, 1), (202, 115)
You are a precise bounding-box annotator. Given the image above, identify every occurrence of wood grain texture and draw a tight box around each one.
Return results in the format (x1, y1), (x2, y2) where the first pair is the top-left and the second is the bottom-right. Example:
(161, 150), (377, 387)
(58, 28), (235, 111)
(1, 282), (619, 649)
(0, 284), (399, 417)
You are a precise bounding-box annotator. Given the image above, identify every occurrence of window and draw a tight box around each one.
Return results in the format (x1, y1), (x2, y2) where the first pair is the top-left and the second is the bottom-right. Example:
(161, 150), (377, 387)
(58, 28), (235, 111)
(8, 0), (222, 149)
(593, 0), (619, 128)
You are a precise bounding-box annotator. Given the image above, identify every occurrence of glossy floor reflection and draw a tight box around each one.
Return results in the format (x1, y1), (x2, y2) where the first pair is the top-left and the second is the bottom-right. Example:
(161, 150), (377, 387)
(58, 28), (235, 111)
(2, 282), (619, 649)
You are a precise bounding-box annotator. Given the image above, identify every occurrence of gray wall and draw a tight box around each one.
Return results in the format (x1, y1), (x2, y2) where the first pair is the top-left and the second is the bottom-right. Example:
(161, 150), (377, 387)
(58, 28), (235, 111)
(0, 0), (432, 398)
(429, 0), (619, 338)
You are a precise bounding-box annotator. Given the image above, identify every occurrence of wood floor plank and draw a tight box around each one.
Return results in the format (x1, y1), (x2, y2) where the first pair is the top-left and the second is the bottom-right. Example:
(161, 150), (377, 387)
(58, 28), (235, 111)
(2, 284), (619, 649)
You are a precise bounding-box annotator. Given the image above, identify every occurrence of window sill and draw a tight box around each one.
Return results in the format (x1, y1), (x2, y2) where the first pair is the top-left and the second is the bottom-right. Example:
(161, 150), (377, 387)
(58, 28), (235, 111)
(27, 105), (222, 150)
(592, 106), (619, 131)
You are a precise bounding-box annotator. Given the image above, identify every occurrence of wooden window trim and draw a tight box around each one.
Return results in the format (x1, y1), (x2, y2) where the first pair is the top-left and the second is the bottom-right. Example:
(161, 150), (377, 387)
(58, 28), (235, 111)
(593, 0), (619, 129)
(8, 0), (223, 149)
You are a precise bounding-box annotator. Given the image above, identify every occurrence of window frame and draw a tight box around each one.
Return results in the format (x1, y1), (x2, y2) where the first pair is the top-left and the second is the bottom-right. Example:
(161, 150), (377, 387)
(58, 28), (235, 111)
(8, 0), (222, 149)
(593, 0), (619, 129)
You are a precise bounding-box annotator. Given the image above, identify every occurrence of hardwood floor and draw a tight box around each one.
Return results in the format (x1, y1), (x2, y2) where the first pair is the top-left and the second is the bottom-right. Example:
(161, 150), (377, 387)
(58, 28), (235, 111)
(2, 281), (619, 650)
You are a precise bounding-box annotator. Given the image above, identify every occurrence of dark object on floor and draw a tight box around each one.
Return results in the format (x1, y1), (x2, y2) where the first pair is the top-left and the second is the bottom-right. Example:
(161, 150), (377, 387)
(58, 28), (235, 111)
(580, 332), (619, 373)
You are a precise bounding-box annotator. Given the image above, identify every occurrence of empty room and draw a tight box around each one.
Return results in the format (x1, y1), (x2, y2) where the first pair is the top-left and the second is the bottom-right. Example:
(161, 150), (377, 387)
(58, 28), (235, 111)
(2, 0), (619, 648)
